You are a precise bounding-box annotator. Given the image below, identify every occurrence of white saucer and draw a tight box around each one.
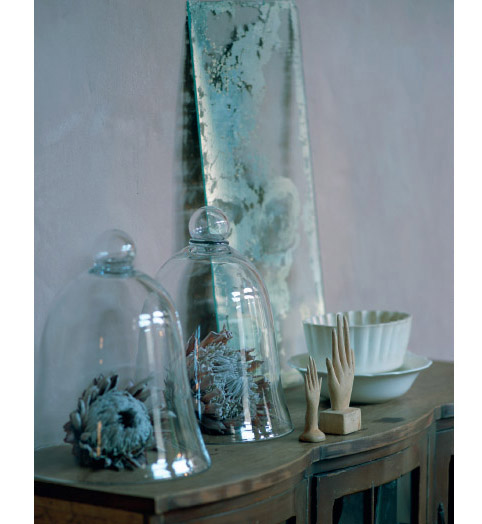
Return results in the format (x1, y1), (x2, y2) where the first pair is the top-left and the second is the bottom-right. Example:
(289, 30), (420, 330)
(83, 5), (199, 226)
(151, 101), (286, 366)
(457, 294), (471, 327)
(287, 351), (432, 404)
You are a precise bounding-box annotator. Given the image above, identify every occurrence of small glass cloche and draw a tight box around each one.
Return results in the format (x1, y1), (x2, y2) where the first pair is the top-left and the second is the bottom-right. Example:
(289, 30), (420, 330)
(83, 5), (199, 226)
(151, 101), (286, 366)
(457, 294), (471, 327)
(35, 230), (211, 484)
(156, 207), (293, 443)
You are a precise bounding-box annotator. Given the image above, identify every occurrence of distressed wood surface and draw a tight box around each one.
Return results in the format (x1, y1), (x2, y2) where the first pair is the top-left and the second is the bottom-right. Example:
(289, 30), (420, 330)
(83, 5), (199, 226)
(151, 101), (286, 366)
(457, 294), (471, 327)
(34, 496), (144, 524)
(35, 361), (453, 516)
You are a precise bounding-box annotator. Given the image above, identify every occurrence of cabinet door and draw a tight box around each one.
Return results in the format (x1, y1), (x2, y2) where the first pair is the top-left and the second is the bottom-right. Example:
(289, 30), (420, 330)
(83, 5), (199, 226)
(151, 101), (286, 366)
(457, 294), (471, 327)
(323, 471), (415, 524)
(315, 442), (427, 524)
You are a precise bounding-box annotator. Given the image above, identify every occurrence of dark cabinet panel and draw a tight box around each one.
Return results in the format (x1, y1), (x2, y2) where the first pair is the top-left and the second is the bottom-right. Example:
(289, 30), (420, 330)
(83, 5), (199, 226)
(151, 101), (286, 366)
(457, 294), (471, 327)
(432, 424), (454, 524)
(329, 472), (414, 524)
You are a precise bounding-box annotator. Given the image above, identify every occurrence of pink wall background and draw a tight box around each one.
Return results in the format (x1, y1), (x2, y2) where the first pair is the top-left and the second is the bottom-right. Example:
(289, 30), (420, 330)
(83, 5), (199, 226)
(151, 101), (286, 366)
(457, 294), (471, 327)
(35, 0), (453, 363)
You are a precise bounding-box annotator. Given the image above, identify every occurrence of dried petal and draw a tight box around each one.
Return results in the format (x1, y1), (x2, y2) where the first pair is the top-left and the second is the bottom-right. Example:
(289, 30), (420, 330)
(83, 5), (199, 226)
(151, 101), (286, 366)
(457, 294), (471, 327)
(247, 360), (262, 372)
(201, 417), (226, 432)
(203, 403), (223, 417)
(98, 375), (110, 395)
(201, 388), (221, 402)
(109, 374), (119, 391)
(200, 328), (232, 348)
(78, 399), (86, 418)
(70, 411), (82, 432)
(185, 334), (196, 356)
(134, 389), (150, 402)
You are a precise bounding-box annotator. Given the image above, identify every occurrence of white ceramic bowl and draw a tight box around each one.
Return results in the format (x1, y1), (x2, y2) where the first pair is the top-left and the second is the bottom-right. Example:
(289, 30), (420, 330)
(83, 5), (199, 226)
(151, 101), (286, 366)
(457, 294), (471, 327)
(288, 352), (432, 404)
(303, 310), (412, 374)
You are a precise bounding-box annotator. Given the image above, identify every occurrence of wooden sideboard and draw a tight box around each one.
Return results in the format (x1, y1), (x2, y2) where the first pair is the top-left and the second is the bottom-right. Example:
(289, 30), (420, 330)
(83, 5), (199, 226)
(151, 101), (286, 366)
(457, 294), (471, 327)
(35, 361), (453, 523)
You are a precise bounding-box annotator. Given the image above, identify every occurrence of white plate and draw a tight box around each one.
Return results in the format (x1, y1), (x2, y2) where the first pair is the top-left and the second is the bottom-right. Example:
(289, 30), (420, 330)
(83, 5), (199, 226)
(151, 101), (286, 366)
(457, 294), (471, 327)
(287, 351), (432, 404)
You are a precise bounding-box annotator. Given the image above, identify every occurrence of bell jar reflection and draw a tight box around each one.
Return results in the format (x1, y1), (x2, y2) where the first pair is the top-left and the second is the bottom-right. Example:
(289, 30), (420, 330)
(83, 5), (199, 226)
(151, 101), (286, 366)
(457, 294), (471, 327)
(34, 230), (211, 484)
(156, 207), (293, 443)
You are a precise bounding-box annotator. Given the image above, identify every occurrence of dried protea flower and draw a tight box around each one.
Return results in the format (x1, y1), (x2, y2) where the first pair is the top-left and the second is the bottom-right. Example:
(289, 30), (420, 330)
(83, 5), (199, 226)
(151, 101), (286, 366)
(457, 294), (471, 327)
(185, 327), (270, 435)
(63, 374), (153, 470)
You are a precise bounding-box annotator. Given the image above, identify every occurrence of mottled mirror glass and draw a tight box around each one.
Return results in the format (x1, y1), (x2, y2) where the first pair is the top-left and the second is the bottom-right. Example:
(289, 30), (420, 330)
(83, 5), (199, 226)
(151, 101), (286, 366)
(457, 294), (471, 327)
(187, 0), (325, 384)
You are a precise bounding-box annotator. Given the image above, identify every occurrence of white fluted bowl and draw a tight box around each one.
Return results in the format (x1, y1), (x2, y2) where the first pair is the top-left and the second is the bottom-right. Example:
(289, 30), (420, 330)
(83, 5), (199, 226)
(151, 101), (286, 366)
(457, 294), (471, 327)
(303, 310), (412, 374)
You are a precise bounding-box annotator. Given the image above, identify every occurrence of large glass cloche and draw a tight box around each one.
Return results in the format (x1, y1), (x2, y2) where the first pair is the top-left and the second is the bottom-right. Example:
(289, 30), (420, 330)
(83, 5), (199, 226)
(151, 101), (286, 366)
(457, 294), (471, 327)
(156, 207), (293, 443)
(35, 230), (211, 484)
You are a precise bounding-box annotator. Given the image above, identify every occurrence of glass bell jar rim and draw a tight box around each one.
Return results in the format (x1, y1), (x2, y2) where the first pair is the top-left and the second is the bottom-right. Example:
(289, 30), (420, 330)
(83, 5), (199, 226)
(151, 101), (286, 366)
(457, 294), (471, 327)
(34, 454), (212, 486)
(202, 424), (293, 446)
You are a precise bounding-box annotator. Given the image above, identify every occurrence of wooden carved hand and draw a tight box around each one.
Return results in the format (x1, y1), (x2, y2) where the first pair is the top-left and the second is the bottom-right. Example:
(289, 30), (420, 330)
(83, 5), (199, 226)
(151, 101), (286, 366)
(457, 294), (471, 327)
(299, 356), (325, 442)
(326, 314), (355, 411)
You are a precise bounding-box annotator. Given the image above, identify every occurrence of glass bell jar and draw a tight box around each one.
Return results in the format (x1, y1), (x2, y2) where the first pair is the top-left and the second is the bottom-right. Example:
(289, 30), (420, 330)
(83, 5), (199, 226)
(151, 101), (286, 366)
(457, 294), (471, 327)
(35, 230), (211, 484)
(156, 207), (293, 443)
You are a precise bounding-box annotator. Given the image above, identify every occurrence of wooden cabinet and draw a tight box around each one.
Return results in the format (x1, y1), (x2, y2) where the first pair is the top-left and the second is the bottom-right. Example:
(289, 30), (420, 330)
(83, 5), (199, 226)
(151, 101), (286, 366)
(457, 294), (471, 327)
(35, 362), (453, 523)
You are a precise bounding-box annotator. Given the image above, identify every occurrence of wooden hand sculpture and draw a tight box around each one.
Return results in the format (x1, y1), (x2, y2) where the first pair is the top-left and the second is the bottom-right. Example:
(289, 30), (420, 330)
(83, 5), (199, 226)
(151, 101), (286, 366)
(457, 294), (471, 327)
(320, 313), (361, 435)
(299, 356), (326, 443)
(326, 314), (355, 411)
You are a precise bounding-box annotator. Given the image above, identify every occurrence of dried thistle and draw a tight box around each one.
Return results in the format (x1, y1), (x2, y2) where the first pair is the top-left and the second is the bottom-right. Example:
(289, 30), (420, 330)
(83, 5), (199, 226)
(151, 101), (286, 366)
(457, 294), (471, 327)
(63, 374), (153, 470)
(185, 327), (270, 435)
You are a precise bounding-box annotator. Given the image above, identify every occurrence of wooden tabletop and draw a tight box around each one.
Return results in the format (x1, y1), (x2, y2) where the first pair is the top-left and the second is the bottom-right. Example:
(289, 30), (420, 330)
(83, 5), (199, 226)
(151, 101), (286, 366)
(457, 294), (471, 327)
(35, 361), (453, 516)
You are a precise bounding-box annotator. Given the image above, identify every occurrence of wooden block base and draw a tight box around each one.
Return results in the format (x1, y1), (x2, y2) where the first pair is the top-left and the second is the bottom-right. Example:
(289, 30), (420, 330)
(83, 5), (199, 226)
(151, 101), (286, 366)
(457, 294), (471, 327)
(319, 407), (361, 435)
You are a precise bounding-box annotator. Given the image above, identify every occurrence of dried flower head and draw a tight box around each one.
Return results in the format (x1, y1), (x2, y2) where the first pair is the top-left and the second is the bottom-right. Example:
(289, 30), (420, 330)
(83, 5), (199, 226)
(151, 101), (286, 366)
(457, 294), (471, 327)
(63, 374), (153, 470)
(185, 327), (270, 435)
